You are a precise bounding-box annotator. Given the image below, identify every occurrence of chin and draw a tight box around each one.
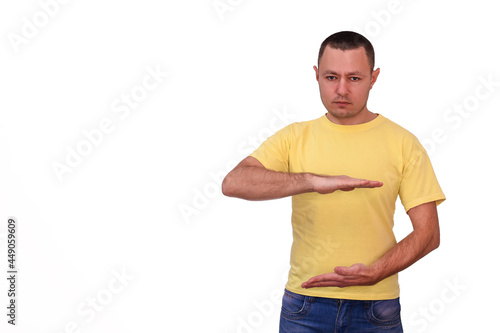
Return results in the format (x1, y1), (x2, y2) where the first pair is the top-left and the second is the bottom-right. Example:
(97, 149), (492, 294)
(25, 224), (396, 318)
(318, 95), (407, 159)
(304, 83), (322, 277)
(329, 109), (357, 119)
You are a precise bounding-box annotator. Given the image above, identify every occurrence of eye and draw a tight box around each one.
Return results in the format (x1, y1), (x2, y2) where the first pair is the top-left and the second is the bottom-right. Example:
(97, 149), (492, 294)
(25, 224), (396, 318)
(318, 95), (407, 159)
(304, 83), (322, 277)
(326, 76), (336, 80)
(350, 77), (360, 81)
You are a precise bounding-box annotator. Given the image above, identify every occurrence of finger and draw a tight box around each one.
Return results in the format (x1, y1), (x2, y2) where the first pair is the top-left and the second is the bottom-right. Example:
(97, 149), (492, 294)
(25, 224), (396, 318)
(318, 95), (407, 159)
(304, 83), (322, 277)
(341, 180), (383, 189)
(302, 281), (349, 288)
(339, 187), (355, 191)
(301, 273), (345, 288)
(303, 273), (341, 284)
(302, 275), (354, 288)
(355, 180), (383, 188)
(306, 273), (337, 282)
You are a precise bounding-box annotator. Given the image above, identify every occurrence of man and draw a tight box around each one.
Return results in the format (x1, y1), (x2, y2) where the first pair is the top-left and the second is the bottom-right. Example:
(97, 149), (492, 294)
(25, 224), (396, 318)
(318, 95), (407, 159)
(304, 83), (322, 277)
(222, 31), (445, 332)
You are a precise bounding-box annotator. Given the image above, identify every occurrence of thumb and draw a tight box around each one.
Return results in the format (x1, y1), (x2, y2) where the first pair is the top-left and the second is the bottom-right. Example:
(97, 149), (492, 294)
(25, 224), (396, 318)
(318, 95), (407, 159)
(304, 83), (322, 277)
(334, 266), (350, 275)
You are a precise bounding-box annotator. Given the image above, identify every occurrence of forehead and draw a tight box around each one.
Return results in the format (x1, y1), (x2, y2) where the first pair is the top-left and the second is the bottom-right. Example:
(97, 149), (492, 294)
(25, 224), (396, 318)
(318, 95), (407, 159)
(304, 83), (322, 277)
(319, 46), (371, 74)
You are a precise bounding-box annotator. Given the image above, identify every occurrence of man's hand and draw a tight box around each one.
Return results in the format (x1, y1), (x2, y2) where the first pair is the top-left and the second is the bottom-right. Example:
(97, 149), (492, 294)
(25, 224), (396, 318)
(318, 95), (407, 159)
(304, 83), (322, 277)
(311, 175), (383, 194)
(301, 202), (441, 290)
(301, 263), (379, 289)
(222, 156), (383, 200)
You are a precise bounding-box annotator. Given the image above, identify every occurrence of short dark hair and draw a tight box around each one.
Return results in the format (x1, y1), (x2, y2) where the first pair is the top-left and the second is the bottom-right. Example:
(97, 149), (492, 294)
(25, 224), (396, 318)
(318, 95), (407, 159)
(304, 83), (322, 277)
(318, 31), (375, 71)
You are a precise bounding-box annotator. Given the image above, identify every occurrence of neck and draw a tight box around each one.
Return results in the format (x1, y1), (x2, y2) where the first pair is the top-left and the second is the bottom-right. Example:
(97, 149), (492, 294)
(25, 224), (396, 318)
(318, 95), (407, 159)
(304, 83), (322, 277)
(326, 109), (378, 125)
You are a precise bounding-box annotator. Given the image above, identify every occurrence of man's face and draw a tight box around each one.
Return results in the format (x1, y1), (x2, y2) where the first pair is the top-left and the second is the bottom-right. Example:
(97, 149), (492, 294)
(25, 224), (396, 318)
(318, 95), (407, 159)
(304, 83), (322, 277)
(314, 46), (379, 123)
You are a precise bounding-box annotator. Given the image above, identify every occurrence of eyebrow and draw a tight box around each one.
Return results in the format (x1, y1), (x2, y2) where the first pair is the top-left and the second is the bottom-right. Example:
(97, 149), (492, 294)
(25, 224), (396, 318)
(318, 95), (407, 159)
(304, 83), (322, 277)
(322, 70), (366, 77)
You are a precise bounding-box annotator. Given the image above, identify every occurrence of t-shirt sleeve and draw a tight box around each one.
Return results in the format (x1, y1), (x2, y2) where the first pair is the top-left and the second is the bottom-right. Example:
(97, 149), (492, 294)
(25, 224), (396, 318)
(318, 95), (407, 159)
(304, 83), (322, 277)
(249, 125), (291, 173)
(399, 144), (446, 212)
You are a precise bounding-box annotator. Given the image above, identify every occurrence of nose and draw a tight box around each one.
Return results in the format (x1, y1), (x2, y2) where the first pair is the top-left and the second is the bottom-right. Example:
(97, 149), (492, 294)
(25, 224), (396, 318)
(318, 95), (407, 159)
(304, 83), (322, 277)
(336, 77), (348, 96)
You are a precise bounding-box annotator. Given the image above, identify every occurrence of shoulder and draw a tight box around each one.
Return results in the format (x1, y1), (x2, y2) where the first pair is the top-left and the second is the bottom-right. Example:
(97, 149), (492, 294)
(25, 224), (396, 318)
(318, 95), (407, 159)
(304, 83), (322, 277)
(380, 116), (422, 143)
(379, 115), (416, 137)
(281, 116), (324, 136)
(379, 115), (427, 159)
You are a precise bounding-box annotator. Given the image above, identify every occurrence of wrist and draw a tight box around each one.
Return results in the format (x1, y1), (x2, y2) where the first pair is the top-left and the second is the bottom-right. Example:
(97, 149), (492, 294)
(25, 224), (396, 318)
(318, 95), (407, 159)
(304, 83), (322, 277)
(302, 173), (319, 193)
(367, 263), (386, 285)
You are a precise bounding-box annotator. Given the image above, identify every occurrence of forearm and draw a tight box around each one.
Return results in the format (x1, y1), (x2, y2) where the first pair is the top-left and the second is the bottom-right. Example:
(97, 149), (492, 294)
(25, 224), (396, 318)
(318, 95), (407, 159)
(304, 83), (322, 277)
(301, 228), (440, 290)
(222, 166), (315, 200)
(301, 202), (440, 289)
(370, 228), (440, 282)
(222, 157), (383, 200)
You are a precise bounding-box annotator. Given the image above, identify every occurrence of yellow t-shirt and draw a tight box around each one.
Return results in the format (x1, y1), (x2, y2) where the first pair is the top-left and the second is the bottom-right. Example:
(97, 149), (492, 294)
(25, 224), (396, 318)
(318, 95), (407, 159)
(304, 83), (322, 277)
(250, 114), (445, 300)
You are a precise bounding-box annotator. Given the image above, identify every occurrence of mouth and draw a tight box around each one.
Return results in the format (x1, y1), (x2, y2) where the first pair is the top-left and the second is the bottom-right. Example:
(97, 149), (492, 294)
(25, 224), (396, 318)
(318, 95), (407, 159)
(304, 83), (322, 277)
(334, 101), (350, 107)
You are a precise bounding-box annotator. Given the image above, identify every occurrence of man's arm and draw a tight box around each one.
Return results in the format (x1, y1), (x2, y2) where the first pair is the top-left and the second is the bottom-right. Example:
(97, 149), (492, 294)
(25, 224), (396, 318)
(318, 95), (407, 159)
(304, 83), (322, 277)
(221, 156), (383, 201)
(301, 201), (440, 288)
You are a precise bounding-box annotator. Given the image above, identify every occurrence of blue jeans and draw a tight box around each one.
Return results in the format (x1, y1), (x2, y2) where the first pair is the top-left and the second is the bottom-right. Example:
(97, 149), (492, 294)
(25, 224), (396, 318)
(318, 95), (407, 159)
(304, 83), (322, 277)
(280, 289), (403, 332)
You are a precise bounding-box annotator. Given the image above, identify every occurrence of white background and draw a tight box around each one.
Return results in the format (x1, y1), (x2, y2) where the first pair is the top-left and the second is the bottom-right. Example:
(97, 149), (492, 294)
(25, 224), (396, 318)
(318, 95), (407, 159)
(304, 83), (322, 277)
(0, 0), (499, 332)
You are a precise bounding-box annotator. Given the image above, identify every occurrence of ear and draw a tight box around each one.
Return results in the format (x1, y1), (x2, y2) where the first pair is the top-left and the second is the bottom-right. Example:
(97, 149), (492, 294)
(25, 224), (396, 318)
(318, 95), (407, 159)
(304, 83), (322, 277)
(313, 65), (319, 82)
(370, 68), (380, 89)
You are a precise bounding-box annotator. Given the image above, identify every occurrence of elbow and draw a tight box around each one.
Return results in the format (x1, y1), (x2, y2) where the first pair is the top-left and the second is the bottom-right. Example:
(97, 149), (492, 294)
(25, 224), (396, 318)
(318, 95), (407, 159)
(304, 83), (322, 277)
(432, 233), (440, 251)
(433, 222), (441, 250)
(429, 230), (440, 252)
(221, 174), (236, 197)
